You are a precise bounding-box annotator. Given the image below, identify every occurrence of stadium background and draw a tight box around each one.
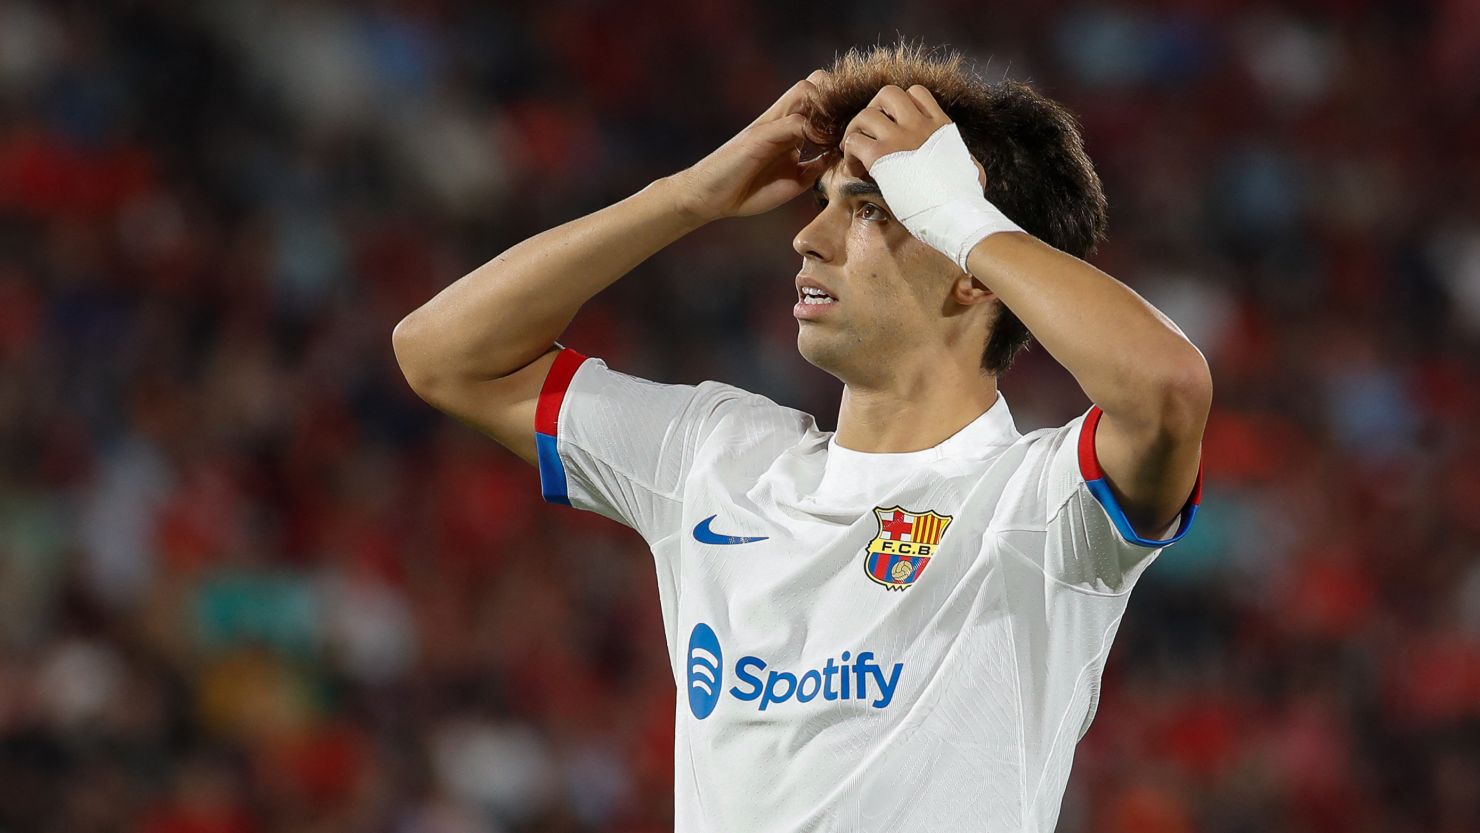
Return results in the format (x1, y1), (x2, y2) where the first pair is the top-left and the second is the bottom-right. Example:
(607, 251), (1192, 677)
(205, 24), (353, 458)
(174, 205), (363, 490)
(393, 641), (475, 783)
(1, 0), (1478, 831)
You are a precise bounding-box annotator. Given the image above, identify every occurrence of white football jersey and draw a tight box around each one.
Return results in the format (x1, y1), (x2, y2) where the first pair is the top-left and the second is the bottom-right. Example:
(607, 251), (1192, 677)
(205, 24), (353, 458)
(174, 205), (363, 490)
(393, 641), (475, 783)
(532, 347), (1202, 833)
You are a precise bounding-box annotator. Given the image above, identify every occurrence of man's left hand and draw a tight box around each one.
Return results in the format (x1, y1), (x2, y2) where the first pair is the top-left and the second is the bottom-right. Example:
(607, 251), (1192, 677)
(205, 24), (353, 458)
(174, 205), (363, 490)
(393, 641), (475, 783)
(841, 85), (986, 190)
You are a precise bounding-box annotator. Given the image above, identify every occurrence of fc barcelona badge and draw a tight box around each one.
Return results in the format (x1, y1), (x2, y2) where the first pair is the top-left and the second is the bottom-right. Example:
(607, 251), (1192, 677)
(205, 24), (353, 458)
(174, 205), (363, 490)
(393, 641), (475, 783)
(863, 506), (953, 591)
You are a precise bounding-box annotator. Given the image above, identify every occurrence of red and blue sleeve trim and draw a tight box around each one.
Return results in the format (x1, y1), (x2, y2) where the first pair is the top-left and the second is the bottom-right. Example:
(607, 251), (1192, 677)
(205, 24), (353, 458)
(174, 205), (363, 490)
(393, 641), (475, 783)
(535, 347), (589, 506)
(1078, 405), (1203, 548)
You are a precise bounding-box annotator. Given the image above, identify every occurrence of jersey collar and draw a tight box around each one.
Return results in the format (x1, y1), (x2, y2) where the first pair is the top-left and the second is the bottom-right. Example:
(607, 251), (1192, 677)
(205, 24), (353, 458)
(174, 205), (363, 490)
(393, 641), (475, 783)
(813, 391), (1019, 499)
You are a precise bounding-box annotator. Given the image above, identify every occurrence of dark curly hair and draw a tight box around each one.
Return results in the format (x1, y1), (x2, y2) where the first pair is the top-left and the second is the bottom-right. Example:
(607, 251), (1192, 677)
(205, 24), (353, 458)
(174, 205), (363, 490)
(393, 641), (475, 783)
(802, 40), (1109, 376)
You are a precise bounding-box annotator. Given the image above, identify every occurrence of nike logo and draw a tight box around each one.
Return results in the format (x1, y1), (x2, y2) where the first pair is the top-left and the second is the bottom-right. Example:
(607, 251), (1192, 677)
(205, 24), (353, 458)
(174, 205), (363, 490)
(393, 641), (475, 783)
(693, 515), (769, 545)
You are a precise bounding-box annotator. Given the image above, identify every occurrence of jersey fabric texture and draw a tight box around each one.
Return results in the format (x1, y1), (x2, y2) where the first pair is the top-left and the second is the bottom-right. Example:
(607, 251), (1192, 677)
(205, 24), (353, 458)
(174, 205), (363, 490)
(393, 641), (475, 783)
(534, 347), (1203, 833)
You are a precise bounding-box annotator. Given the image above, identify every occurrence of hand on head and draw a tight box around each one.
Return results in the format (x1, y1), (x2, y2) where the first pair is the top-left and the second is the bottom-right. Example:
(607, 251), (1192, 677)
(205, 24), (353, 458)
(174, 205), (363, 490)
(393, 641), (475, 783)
(672, 69), (836, 223)
(839, 84), (986, 191)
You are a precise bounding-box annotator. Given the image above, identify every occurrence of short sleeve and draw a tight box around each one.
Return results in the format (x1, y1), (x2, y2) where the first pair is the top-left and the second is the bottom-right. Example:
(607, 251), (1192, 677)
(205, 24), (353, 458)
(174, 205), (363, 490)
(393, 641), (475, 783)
(534, 347), (742, 544)
(994, 404), (1204, 593)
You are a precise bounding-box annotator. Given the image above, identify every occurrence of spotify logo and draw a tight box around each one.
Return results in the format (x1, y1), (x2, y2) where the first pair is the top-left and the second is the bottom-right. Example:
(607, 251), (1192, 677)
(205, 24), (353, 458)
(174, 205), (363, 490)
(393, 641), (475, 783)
(684, 622), (904, 719)
(686, 622), (724, 720)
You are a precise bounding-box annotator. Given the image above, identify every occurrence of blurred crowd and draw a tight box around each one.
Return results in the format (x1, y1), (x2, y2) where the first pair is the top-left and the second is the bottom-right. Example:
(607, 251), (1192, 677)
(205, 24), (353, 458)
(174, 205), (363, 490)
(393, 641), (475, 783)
(1, 0), (1478, 831)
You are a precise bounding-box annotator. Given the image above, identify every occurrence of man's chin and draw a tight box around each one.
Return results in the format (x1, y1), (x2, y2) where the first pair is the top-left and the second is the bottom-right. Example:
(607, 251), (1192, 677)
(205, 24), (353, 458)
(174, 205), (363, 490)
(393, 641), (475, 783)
(796, 329), (849, 375)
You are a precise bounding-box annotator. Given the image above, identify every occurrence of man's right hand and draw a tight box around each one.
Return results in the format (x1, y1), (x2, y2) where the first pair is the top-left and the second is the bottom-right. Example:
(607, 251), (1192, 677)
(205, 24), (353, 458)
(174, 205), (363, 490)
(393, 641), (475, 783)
(670, 69), (833, 224)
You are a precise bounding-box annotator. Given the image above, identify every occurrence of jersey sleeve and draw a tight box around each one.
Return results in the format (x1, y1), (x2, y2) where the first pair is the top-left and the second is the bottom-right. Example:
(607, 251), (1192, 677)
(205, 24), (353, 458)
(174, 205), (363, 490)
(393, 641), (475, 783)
(994, 404), (1204, 593)
(533, 346), (740, 544)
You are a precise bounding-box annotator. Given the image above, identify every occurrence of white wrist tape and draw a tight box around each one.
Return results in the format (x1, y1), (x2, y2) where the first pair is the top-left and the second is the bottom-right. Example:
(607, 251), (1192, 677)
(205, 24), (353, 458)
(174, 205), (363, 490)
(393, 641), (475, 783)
(869, 122), (1025, 272)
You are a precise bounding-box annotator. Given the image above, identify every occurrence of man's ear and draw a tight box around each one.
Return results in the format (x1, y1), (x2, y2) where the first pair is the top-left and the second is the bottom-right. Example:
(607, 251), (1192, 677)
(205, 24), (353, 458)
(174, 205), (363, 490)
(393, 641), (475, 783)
(951, 272), (996, 306)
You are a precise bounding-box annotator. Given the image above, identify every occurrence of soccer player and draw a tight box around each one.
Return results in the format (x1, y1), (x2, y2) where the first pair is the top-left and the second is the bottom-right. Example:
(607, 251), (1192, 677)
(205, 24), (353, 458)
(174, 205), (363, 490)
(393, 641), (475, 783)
(394, 42), (1208, 833)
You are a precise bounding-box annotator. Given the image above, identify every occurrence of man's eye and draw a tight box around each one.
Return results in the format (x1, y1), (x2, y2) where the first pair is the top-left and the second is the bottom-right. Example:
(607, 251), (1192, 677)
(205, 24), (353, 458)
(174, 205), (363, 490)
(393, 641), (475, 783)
(858, 203), (885, 220)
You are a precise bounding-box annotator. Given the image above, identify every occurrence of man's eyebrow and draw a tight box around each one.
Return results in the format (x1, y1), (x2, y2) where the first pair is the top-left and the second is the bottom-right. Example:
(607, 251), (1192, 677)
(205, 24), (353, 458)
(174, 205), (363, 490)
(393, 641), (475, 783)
(811, 177), (884, 201)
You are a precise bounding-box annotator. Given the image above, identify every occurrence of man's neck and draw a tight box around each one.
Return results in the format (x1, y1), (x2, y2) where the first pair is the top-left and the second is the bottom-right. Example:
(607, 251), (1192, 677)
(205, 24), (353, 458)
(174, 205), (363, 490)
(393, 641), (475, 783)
(833, 357), (999, 453)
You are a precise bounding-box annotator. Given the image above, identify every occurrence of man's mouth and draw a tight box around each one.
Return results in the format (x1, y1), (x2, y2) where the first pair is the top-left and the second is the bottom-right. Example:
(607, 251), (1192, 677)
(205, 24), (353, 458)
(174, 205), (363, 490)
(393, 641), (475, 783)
(794, 286), (838, 320)
(794, 275), (838, 320)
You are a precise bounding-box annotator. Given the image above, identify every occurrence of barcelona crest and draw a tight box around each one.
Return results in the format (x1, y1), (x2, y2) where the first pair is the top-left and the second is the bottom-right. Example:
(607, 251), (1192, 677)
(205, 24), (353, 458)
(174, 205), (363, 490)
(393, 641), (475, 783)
(863, 506), (954, 591)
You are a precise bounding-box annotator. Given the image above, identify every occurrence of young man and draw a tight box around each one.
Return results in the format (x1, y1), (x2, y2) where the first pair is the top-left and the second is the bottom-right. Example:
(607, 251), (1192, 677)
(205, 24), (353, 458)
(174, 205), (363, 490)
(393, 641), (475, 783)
(394, 43), (1208, 833)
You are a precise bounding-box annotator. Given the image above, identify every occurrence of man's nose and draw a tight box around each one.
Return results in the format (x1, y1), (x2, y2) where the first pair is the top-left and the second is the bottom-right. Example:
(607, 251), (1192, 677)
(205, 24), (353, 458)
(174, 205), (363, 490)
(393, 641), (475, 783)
(792, 211), (836, 262)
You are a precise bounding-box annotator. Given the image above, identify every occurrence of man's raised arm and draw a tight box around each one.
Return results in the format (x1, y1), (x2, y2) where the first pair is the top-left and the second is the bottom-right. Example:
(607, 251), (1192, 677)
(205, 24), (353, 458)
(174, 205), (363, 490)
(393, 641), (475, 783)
(392, 70), (832, 465)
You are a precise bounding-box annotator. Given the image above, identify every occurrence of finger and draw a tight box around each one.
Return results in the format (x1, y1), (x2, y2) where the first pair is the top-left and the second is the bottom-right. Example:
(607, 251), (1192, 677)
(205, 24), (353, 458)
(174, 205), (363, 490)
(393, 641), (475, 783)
(905, 85), (949, 122)
(842, 107), (895, 142)
(751, 112), (812, 147)
(750, 83), (814, 127)
(841, 131), (881, 171)
(783, 72), (831, 118)
(751, 71), (829, 127)
(871, 84), (927, 124)
(753, 115), (832, 172)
